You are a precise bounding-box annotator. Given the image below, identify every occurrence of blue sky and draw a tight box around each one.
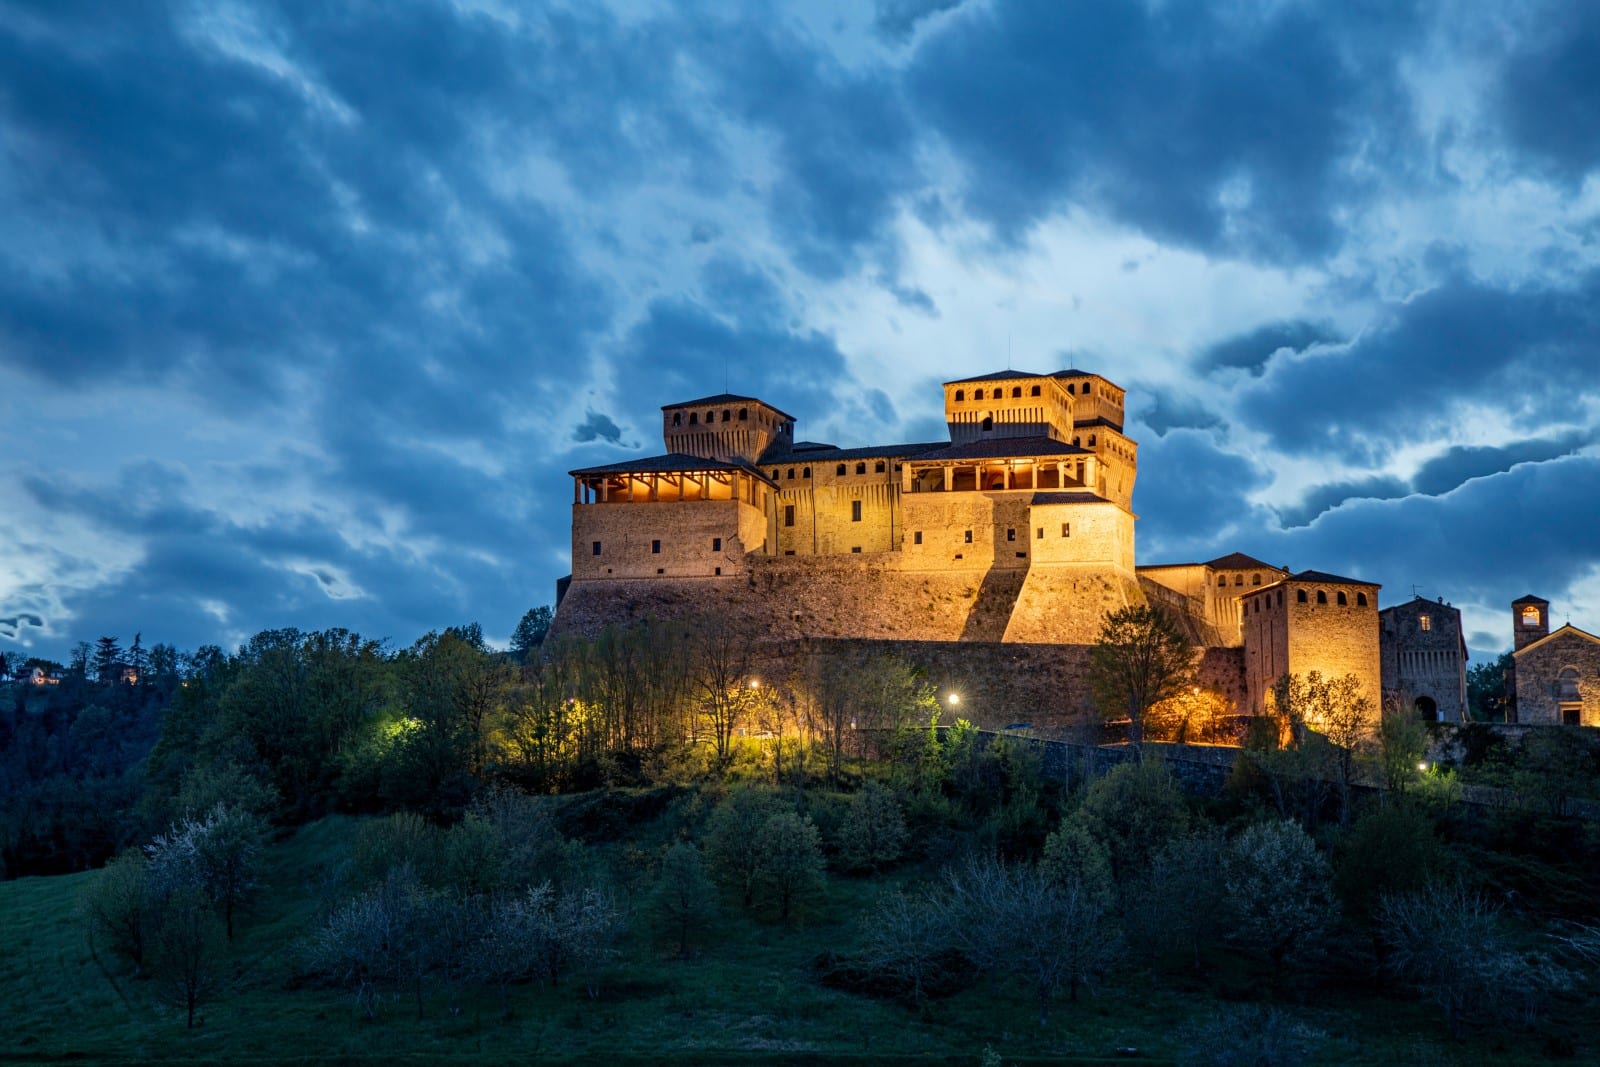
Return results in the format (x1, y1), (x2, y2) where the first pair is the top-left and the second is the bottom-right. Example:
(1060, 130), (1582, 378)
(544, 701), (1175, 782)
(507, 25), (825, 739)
(2, 0), (1598, 663)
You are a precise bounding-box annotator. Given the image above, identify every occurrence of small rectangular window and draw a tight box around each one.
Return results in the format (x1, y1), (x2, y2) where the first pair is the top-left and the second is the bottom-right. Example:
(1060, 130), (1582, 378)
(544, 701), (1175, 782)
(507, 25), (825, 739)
(1006, 528), (1015, 541)
(652, 539), (661, 554)
(1061, 523), (1070, 537)
(714, 566), (722, 576)
(712, 537), (722, 551)
(1036, 528), (1044, 539)
(913, 531), (923, 545)
(592, 541), (602, 556)
(964, 530), (973, 544)
(784, 504), (795, 527)
(851, 546), (862, 553)
(1419, 614), (1431, 631)
(784, 550), (795, 556)
(656, 567), (664, 574)
(851, 500), (862, 522)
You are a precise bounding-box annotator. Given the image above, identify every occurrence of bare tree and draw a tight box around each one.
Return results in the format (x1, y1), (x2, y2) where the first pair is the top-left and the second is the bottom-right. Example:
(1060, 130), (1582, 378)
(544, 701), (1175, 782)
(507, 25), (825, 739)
(148, 887), (225, 1029)
(689, 616), (757, 767)
(857, 889), (947, 1013)
(1088, 605), (1195, 760)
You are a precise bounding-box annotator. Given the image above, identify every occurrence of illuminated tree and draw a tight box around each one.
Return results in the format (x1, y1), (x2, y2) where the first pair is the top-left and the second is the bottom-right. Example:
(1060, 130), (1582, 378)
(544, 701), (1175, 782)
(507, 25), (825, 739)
(1270, 671), (1374, 827)
(1087, 605), (1195, 759)
(1146, 685), (1233, 744)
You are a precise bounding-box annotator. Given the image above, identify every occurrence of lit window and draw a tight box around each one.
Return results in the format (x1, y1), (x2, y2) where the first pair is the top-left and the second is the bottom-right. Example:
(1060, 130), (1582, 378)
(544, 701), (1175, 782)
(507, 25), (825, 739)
(1061, 523), (1070, 537)
(1522, 605), (1541, 627)
(1419, 614), (1431, 631)
(851, 500), (862, 522)
(964, 530), (973, 544)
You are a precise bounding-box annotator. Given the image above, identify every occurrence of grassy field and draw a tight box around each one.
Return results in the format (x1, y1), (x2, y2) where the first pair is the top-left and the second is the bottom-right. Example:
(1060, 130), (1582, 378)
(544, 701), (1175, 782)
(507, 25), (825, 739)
(1, 803), (1588, 1066)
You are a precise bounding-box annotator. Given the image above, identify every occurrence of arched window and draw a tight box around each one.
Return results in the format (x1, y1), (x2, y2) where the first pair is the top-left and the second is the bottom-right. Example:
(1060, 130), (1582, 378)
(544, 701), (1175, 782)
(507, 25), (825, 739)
(722, 409), (731, 421)
(875, 461), (885, 473)
(1278, 591), (1284, 606)
(672, 412), (682, 426)
(1252, 573), (1261, 585)
(802, 467), (810, 478)
(982, 416), (994, 431)
(1297, 590), (1308, 603)
(1316, 590), (1328, 605)
(1558, 668), (1581, 701)
(1083, 383), (1092, 395)
(1234, 575), (1244, 586)
(1088, 435), (1097, 446)
(689, 413), (698, 425)
(975, 389), (985, 400)
(1218, 575), (1227, 587)
(786, 468), (795, 480)
(706, 411), (714, 423)
(770, 470), (778, 480)
(1337, 591), (1348, 606)
(955, 389), (965, 401)
(855, 462), (866, 475)
(739, 408), (748, 421)
(1522, 605), (1541, 627)
(836, 464), (846, 476)
(1356, 592), (1368, 606)
(1030, 385), (1041, 396)
(1068, 383), (1076, 394)
(1012, 387), (1022, 398)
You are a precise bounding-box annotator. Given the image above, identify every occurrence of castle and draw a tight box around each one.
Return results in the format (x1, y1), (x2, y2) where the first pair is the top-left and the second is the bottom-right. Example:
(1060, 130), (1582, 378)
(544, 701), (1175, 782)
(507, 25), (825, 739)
(553, 368), (1595, 732)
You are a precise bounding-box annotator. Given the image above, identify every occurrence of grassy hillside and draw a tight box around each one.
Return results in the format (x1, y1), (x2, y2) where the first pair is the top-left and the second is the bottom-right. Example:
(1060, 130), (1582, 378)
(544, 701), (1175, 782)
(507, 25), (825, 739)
(0, 792), (1585, 1066)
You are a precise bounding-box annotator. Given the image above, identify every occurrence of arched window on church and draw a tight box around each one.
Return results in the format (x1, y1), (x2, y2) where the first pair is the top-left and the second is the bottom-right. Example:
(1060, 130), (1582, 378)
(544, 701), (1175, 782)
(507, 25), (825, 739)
(1522, 605), (1542, 627)
(1558, 668), (1581, 701)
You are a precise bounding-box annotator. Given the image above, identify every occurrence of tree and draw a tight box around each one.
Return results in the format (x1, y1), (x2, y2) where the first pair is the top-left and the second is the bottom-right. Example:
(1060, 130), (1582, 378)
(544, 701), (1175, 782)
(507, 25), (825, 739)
(704, 789), (786, 908)
(1222, 820), (1337, 980)
(146, 803), (267, 941)
(650, 842), (718, 958)
(149, 886), (225, 1029)
(127, 632), (148, 683)
(510, 606), (554, 662)
(82, 849), (156, 973)
(1283, 672), (1374, 827)
(1467, 652), (1513, 722)
(753, 811), (826, 921)
(1377, 697), (1429, 797)
(857, 889), (947, 1013)
(836, 782), (909, 873)
(69, 641), (92, 678)
(689, 616), (757, 767)
(1087, 605), (1195, 758)
(93, 636), (123, 683)
(1123, 829), (1226, 972)
(1069, 761), (1191, 881)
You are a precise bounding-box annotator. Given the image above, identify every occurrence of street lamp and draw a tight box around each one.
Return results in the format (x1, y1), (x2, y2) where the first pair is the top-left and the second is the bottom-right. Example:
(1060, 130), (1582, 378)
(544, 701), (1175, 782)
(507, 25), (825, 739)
(947, 692), (960, 707)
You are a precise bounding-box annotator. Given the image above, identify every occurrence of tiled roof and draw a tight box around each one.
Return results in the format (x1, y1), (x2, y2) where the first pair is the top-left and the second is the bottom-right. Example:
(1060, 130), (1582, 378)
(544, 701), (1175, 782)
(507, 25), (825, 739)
(910, 436), (1091, 462)
(569, 452), (771, 480)
(1030, 491), (1108, 505)
(1073, 416), (1127, 432)
(1289, 568), (1378, 587)
(760, 441), (944, 464)
(663, 394), (796, 420)
(944, 370), (1050, 384)
(1204, 552), (1282, 571)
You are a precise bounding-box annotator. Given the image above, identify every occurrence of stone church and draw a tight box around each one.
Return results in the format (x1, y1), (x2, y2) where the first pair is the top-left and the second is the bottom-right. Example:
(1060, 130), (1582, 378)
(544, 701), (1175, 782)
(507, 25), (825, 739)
(1509, 595), (1600, 725)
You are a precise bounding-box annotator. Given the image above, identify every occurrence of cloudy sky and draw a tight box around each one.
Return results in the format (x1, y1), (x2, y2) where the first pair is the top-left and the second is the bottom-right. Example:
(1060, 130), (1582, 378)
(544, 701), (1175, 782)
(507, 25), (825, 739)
(3, 0), (1598, 663)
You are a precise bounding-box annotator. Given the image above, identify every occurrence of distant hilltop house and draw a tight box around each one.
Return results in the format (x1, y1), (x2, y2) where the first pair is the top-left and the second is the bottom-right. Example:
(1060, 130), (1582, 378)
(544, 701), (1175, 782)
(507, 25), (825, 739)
(1508, 595), (1600, 725)
(548, 367), (1499, 726)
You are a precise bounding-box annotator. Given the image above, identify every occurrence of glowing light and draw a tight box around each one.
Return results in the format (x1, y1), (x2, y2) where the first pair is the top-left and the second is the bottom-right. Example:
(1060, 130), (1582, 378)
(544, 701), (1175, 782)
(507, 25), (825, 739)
(749, 679), (760, 689)
(1416, 761), (1429, 772)
(947, 693), (960, 706)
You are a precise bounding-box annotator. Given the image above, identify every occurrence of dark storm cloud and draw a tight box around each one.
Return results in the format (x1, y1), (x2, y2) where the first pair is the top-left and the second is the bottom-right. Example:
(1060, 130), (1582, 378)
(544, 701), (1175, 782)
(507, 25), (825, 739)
(1199, 320), (1342, 376)
(1133, 388), (1224, 437)
(572, 412), (625, 446)
(689, 19), (922, 278)
(1132, 429), (1276, 563)
(1275, 476), (1410, 529)
(874, 0), (966, 43)
(906, 2), (1418, 259)
(1410, 434), (1593, 497)
(1494, 4), (1600, 182)
(0, 614), (45, 639)
(1255, 455), (1600, 625)
(1237, 274), (1600, 458)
